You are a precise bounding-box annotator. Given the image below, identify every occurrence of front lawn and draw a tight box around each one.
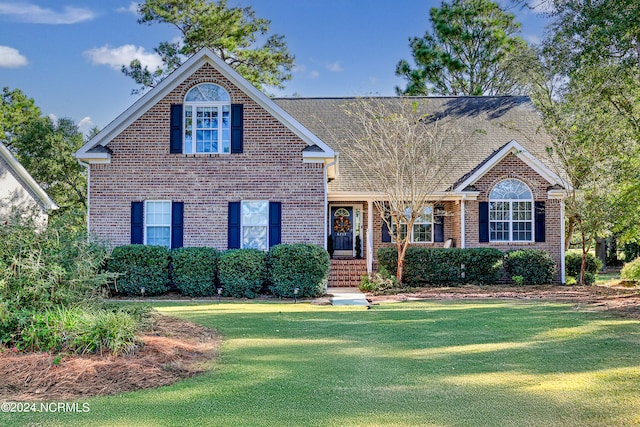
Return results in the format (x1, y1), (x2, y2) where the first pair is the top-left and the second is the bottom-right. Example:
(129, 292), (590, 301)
(6, 300), (640, 426)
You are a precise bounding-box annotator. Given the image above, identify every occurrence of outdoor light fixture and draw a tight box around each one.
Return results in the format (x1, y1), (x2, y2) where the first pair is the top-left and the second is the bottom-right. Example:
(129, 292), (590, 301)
(217, 287), (223, 301)
(140, 287), (145, 297)
(294, 287), (300, 303)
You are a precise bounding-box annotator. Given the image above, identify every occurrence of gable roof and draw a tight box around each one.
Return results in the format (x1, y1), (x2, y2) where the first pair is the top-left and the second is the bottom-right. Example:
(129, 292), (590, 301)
(75, 48), (335, 162)
(274, 96), (560, 194)
(0, 141), (58, 212)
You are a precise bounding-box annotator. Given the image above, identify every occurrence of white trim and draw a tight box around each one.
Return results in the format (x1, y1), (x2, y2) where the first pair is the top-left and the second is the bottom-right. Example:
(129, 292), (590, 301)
(329, 203), (362, 256)
(460, 199), (466, 248)
(240, 200), (269, 251)
(327, 191), (471, 202)
(76, 48), (335, 163)
(0, 141), (58, 212)
(452, 140), (567, 192)
(144, 200), (172, 248)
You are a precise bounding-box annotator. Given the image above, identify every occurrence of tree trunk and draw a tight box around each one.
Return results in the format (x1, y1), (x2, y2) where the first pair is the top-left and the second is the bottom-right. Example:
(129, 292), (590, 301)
(565, 216), (575, 251)
(579, 220), (587, 286)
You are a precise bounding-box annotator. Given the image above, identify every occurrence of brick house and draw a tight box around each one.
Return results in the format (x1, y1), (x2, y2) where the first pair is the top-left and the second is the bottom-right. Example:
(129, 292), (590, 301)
(76, 49), (567, 284)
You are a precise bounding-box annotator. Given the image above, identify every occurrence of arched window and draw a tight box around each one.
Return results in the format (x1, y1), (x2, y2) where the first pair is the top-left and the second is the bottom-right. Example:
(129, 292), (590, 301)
(183, 84), (231, 154)
(489, 179), (533, 242)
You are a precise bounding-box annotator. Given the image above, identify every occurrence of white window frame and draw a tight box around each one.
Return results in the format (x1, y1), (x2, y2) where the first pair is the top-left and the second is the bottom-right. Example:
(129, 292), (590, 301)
(144, 200), (171, 248)
(391, 206), (434, 243)
(489, 179), (534, 242)
(183, 84), (231, 155)
(241, 200), (269, 251)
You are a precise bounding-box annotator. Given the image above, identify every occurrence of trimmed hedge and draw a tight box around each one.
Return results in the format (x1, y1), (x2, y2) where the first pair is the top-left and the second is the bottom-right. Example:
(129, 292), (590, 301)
(107, 245), (170, 296)
(377, 247), (504, 286)
(218, 249), (266, 298)
(172, 247), (219, 297)
(504, 249), (556, 285)
(268, 244), (330, 298)
(565, 252), (602, 278)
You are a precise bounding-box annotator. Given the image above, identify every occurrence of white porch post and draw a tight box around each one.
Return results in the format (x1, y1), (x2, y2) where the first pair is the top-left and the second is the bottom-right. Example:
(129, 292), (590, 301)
(367, 199), (374, 274)
(460, 199), (466, 248)
(560, 199), (566, 284)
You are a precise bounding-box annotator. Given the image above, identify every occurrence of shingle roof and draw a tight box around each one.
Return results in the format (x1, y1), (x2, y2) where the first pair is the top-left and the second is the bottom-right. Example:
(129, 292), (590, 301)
(273, 96), (552, 193)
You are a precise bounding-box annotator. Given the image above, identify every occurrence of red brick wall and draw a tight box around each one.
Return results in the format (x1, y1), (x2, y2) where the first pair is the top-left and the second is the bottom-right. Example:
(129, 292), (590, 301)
(89, 63), (325, 248)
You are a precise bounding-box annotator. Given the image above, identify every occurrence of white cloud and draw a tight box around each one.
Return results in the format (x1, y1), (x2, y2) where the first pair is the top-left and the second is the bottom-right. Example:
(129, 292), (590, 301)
(0, 46), (28, 68)
(0, 3), (94, 24)
(116, 2), (139, 15)
(524, 34), (542, 45)
(48, 113), (58, 124)
(309, 70), (319, 79)
(369, 76), (379, 85)
(326, 61), (343, 72)
(77, 116), (95, 135)
(292, 64), (307, 73)
(84, 44), (163, 71)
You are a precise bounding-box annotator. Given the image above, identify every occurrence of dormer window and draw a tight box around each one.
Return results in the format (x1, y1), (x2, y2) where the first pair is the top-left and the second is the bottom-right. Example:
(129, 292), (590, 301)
(183, 84), (231, 154)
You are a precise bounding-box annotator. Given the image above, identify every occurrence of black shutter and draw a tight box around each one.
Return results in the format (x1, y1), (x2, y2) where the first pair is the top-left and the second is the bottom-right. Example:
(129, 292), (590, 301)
(231, 104), (244, 154)
(479, 202), (489, 243)
(434, 205), (445, 243)
(131, 202), (144, 244)
(228, 202), (241, 249)
(269, 202), (282, 248)
(382, 214), (391, 243)
(171, 202), (184, 249)
(535, 201), (546, 242)
(170, 104), (183, 154)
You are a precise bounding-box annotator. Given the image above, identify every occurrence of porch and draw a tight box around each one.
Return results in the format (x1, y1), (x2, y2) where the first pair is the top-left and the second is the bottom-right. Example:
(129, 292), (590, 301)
(328, 258), (367, 288)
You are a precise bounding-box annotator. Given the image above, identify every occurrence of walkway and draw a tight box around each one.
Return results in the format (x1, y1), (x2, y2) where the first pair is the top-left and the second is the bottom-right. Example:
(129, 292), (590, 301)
(328, 287), (370, 307)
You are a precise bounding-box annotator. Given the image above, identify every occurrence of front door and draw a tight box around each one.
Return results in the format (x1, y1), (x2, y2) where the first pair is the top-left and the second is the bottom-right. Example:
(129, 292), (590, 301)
(331, 206), (353, 255)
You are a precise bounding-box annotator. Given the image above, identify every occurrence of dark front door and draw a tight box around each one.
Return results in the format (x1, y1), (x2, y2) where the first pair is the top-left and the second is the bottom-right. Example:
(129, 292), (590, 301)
(331, 207), (353, 252)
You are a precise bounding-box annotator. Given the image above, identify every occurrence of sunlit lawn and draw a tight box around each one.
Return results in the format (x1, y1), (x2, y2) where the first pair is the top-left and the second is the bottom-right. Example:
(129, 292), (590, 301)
(6, 300), (640, 426)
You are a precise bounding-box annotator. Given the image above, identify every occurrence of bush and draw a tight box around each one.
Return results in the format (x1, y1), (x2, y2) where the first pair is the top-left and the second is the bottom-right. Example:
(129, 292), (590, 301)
(504, 249), (556, 285)
(268, 244), (330, 298)
(621, 257), (640, 282)
(0, 214), (111, 312)
(565, 252), (602, 277)
(376, 247), (504, 286)
(107, 245), (170, 296)
(172, 247), (219, 297)
(218, 249), (266, 298)
(359, 267), (397, 294)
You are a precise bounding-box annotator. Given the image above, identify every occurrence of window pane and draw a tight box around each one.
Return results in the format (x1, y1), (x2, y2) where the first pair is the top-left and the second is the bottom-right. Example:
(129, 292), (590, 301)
(242, 201), (268, 226)
(147, 226), (170, 247)
(185, 84), (230, 102)
(146, 201), (170, 226)
(243, 226), (267, 250)
(490, 179), (532, 200)
(413, 223), (432, 242)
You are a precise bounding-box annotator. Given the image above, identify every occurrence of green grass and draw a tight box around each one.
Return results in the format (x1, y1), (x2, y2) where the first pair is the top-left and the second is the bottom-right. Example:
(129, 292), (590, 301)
(6, 300), (640, 426)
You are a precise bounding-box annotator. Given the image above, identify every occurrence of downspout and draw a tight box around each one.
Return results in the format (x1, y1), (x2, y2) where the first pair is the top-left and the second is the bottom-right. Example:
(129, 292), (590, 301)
(323, 158), (337, 250)
(77, 160), (90, 234)
(367, 199), (374, 274)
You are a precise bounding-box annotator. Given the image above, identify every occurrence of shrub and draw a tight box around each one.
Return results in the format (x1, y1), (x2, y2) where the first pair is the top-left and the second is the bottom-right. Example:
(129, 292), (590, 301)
(565, 252), (602, 277)
(107, 245), (170, 296)
(621, 257), (640, 282)
(359, 267), (397, 294)
(268, 244), (330, 298)
(0, 214), (111, 312)
(504, 249), (556, 285)
(172, 247), (219, 297)
(218, 249), (266, 298)
(376, 247), (503, 286)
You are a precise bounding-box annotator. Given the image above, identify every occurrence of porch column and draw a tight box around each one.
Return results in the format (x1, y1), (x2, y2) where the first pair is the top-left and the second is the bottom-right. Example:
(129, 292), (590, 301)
(460, 199), (466, 248)
(560, 199), (566, 284)
(367, 200), (374, 274)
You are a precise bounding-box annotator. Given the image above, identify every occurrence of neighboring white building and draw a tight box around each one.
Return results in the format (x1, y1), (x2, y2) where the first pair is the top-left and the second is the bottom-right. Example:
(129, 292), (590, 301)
(0, 141), (58, 224)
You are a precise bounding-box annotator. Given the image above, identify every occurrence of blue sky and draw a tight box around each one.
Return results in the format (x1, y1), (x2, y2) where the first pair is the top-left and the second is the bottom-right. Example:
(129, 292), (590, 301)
(0, 1), (550, 133)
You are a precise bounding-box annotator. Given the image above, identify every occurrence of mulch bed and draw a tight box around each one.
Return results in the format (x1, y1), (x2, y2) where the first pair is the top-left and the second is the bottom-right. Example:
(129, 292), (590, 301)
(0, 315), (221, 401)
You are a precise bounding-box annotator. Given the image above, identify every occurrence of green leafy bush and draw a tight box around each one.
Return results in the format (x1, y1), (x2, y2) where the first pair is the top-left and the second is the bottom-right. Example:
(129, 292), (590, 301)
(172, 247), (219, 297)
(504, 249), (556, 285)
(565, 252), (602, 277)
(359, 267), (397, 294)
(107, 245), (170, 296)
(268, 244), (330, 298)
(376, 247), (504, 286)
(621, 257), (640, 282)
(0, 214), (112, 312)
(218, 249), (266, 298)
